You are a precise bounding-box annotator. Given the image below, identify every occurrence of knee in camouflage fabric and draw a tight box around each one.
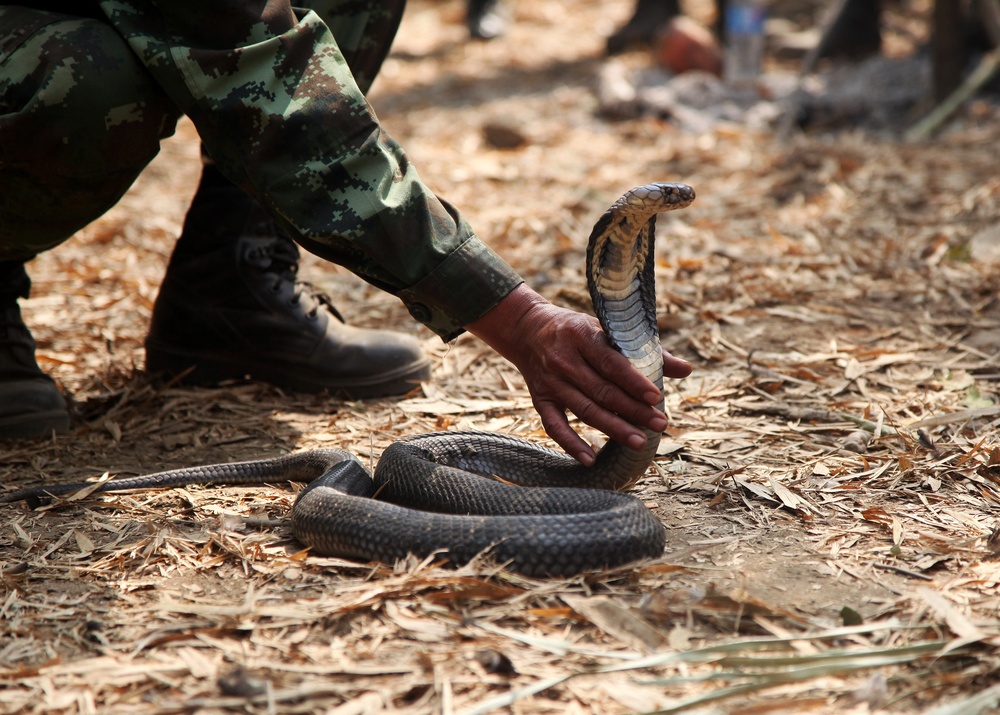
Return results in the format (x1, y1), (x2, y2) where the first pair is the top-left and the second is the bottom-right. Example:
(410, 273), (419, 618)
(0, 7), (181, 258)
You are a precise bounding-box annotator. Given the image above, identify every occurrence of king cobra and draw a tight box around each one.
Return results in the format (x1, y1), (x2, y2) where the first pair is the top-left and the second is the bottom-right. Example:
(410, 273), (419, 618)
(1, 183), (695, 578)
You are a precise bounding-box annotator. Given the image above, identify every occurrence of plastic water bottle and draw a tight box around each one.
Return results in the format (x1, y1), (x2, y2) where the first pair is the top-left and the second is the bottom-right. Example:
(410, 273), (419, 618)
(723, 0), (767, 85)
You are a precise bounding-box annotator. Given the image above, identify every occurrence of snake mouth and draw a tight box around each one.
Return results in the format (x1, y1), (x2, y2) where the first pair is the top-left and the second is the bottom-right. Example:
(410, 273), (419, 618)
(645, 182), (696, 207)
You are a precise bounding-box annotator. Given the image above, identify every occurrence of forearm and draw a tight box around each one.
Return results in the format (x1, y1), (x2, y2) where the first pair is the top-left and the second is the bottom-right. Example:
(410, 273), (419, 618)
(97, 0), (521, 339)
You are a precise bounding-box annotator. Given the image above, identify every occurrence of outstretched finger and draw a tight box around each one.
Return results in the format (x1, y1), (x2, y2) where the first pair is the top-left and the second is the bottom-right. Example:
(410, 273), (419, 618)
(663, 350), (693, 379)
(534, 400), (596, 465)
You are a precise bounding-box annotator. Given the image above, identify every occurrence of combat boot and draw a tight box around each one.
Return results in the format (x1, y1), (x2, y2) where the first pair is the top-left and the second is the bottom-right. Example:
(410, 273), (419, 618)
(606, 0), (681, 55)
(145, 166), (431, 398)
(0, 262), (70, 440)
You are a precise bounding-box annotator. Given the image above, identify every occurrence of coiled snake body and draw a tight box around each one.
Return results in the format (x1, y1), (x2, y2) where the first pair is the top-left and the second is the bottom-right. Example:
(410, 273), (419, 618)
(1, 183), (696, 577)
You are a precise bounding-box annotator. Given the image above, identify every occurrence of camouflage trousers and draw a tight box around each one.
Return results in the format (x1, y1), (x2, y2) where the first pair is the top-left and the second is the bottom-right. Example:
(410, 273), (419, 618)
(0, 1), (404, 261)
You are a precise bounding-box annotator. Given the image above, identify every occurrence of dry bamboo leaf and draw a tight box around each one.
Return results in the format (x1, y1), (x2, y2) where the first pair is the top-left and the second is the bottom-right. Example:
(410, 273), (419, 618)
(908, 406), (1000, 429)
(383, 601), (452, 641)
(562, 595), (667, 652)
(326, 691), (385, 715)
(861, 507), (894, 526)
(916, 587), (987, 648)
(767, 475), (806, 511)
(396, 397), (521, 415)
(73, 530), (95, 555)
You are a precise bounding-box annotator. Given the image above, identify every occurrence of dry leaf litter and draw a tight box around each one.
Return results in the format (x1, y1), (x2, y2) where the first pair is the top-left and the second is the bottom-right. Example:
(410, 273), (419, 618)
(2, 0), (1000, 713)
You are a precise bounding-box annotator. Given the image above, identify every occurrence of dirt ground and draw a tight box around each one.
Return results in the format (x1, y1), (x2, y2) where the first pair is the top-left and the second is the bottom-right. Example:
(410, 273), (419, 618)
(3, 0), (1000, 713)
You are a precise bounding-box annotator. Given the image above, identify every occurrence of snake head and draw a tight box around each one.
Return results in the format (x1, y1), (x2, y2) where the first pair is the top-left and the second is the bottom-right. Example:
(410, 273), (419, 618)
(624, 183), (696, 212)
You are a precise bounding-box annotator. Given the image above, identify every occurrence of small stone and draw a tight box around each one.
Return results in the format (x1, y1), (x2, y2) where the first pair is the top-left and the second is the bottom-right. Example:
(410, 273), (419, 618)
(482, 122), (527, 149)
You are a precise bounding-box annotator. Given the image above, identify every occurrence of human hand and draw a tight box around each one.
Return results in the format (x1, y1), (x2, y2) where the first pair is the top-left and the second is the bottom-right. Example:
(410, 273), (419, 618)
(467, 284), (692, 465)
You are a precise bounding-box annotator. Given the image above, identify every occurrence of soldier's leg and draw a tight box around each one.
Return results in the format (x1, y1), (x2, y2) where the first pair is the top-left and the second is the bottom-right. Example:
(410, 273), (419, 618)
(466, 0), (508, 41)
(146, 0), (431, 398)
(606, 0), (682, 55)
(0, 7), (180, 439)
(817, 0), (882, 61)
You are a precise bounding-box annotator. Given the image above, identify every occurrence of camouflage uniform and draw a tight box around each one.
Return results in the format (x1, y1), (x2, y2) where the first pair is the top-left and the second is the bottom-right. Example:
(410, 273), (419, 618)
(0, 1), (523, 340)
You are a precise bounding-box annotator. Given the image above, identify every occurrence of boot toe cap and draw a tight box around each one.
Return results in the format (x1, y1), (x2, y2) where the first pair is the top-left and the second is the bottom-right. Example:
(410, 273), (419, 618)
(0, 378), (70, 440)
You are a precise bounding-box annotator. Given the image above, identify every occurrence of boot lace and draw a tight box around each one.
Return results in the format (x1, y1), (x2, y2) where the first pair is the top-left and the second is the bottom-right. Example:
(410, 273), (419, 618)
(244, 240), (345, 322)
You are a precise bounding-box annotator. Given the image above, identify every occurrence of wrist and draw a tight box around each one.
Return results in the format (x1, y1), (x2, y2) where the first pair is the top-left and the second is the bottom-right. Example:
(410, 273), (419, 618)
(466, 283), (548, 359)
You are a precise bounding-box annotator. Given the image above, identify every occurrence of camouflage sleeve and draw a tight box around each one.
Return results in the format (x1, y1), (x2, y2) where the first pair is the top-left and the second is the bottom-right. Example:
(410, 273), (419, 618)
(96, 0), (523, 340)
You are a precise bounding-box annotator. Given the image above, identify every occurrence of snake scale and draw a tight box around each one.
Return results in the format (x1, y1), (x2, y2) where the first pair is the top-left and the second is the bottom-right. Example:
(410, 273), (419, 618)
(1, 183), (696, 578)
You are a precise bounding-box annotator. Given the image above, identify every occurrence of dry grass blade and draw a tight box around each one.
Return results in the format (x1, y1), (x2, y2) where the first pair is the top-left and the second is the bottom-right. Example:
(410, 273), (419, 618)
(464, 622), (973, 714)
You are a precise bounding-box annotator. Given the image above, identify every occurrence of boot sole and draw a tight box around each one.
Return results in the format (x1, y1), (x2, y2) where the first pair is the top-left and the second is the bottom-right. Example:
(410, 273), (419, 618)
(146, 347), (431, 399)
(0, 410), (70, 440)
